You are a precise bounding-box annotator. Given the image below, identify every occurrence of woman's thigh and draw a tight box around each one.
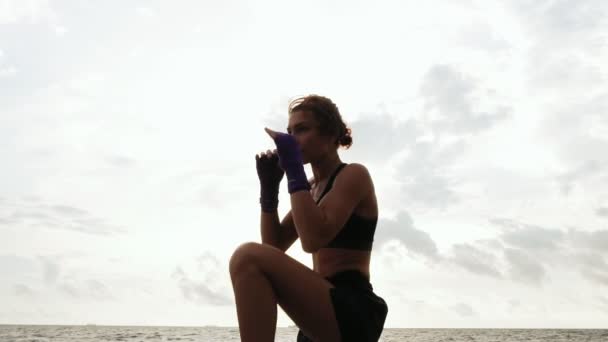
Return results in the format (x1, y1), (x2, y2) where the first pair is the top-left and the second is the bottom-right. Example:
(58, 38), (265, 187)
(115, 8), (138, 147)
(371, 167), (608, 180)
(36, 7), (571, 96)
(229, 242), (341, 342)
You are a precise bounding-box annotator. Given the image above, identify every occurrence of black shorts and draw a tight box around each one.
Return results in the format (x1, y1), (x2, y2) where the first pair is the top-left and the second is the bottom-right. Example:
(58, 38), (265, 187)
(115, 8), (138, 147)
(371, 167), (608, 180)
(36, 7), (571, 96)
(296, 269), (388, 342)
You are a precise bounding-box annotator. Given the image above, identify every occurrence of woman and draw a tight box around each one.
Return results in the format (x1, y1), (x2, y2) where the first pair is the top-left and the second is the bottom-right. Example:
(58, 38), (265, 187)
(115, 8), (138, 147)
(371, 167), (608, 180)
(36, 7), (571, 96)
(229, 95), (388, 341)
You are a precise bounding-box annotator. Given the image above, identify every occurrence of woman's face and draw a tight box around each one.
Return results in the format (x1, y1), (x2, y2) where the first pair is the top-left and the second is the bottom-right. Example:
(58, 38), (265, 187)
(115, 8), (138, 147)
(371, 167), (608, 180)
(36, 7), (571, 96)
(287, 110), (334, 164)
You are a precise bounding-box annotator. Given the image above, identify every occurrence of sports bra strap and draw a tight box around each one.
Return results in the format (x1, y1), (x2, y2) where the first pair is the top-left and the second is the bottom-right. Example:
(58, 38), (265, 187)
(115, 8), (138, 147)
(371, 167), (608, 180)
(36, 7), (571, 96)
(315, 163), (348, 204)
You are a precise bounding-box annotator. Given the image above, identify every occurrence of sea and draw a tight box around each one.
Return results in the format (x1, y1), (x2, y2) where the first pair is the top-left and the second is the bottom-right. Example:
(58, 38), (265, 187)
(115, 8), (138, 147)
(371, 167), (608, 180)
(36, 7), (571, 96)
(0, 325), (606, 342)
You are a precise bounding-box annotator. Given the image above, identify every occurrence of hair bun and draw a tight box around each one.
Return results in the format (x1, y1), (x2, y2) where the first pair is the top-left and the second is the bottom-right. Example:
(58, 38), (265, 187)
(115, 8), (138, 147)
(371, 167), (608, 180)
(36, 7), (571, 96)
(339, 127), (353, 149)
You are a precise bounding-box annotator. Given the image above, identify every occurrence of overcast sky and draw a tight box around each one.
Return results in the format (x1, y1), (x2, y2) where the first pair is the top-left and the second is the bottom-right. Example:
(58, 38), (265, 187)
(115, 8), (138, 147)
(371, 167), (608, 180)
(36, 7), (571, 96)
(1, 0), (607, 329)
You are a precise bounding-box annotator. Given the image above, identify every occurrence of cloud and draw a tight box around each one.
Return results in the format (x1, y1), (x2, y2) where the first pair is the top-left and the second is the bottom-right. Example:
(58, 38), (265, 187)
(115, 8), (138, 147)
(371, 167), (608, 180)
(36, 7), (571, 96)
(0, 198), (126, 235)
(0, 48), (17, 78)
(555, 160), (608, 196)
(498, 222), (565, 252)
(490, 218), (608, 286)
(450, 302), (476, 317)
(596, 207), (608, 218)
(49, 205), (88, 217)
(573, 253), (608, 286)
(172, 267), (232, 306)
(37, 256), (60, 285)
(509, 0), (608, 86)
(0, 0), (55, 24)
(401, 298), (431, 315)
(3, 253), (118, 301)
(346, 112), (420, 163)
(0, 254), (38, 277)
(504, 248), (546, 286)
(58, 283), (80, 298)
(388, 64), (512, 210)
(105, 155), (137, 167)
(0, 65), (17, 77)
(135, 6), (157, 18)
(491, 219), (608, 257)
(447, 218), (608, 287)
(57, 278), (115, 300)
(454, 20), (511, 52)
(449, 243), (502, 279)
(520, 2), (608, 202)
(507, 299), (521, 314)
(568, 228), (608, 254)
(13, 283), (36, 297)
(85, 279), (114, 300)
(419, 64), (511, 136)
(375, 210), (441, 263)
(538, 96), (608, 198)
(395, 140), (464, 210)
(172, 252), (232, 306)
(168, 161), (252, 210)
(510, 1), (607, 37)
(598, 296), (608, 313)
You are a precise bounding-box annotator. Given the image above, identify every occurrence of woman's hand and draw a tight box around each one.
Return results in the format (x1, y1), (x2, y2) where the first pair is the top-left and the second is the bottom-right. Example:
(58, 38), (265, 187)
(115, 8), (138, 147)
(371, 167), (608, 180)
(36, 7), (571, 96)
(256, 148), (284, 213)
(263, 127), (303, 171)
(264, 127), (310, 194)
(256, 149), (285, 188)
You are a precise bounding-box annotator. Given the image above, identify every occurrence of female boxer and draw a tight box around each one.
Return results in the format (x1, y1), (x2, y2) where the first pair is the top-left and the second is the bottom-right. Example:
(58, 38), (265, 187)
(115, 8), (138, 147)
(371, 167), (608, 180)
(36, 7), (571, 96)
(229, 95), (388, 342)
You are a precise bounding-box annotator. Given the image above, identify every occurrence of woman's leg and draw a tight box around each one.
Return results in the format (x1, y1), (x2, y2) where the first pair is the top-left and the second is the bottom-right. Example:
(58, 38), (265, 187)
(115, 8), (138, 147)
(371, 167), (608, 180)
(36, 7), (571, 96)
(229, 242), (341, 342)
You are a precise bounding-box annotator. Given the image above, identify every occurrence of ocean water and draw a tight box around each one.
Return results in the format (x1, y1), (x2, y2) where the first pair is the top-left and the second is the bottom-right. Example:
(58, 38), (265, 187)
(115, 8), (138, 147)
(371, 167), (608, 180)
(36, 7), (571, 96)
(0, 325), (606, 342)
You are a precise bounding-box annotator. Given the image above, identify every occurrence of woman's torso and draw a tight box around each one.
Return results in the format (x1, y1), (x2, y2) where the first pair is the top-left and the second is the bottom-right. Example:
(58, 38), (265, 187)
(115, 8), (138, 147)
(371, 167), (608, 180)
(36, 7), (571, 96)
(309, 169), (378, 280)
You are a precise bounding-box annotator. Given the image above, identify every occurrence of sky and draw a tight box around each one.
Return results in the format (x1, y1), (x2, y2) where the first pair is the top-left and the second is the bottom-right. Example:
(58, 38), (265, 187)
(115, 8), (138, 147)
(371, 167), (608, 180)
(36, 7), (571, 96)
(1, 0), (607, 329)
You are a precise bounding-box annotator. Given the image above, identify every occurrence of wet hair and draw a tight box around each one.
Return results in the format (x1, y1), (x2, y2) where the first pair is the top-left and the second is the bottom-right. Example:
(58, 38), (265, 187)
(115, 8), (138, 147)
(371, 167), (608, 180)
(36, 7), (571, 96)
(288, 94), (353, 149)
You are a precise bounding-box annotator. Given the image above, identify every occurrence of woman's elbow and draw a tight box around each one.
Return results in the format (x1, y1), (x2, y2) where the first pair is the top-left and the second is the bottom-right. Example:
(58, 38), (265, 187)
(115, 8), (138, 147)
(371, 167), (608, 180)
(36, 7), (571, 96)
(300, 236), (324, 254)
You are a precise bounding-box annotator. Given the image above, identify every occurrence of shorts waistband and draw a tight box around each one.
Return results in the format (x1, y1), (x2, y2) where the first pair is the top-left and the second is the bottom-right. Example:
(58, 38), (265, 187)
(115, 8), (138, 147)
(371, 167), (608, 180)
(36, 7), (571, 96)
(325, 269), (373, 291)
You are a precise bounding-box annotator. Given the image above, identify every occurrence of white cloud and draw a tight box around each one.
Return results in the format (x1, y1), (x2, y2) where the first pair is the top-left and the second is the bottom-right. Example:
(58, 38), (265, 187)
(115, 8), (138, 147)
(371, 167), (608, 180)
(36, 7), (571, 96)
(0, 0), (54, 24)
(135, 6), (157, 18)
(172, 252), (233, 306)
(38, 255), (60, 284)
(504, 248), (546, 286)
(13, 283), (36, 297)
(0, 65), (17, 77)
(450, 302), (477, 317)
(596, 207), (608, 218)
(0, 197), (127, 236)
(375, 211), (441, 263)
(450, 243), (502, 279)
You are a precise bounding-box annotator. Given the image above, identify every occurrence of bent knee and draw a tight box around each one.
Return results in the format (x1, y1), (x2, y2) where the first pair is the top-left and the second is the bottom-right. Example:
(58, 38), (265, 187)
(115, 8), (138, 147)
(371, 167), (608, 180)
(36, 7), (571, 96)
(229, 241), (263, 275)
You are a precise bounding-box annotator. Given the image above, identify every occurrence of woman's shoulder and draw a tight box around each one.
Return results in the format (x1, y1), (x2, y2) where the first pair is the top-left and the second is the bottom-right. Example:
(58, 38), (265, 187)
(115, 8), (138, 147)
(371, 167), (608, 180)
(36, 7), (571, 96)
(308, 162), (373, 187)
(342, 162), (372, 179)
(335, 162), (374, 191)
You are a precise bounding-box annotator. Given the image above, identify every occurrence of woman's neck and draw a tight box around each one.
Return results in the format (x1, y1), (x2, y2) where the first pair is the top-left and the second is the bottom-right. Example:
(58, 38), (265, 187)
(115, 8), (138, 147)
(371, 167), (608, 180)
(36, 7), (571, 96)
(311, 154), (342, 186)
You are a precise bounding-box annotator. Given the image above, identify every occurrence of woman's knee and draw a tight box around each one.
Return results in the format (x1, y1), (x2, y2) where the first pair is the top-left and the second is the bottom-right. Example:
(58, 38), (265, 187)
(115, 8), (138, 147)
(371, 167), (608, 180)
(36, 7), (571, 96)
(229, 241), (263, 275)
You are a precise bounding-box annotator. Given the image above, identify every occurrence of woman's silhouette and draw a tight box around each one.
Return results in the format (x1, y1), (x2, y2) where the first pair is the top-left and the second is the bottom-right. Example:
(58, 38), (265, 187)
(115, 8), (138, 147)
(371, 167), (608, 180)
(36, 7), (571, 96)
(229, 95), (388, 341)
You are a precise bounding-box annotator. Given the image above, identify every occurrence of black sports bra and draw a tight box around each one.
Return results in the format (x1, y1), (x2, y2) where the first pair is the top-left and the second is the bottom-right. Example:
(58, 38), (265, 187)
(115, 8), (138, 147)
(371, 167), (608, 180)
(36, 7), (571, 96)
(313, 163), (377, 251)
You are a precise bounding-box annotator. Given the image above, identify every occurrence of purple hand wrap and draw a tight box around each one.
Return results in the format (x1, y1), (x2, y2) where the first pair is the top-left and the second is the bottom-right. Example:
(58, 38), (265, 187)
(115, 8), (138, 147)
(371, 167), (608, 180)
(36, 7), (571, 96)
(271, 131), (311, 194)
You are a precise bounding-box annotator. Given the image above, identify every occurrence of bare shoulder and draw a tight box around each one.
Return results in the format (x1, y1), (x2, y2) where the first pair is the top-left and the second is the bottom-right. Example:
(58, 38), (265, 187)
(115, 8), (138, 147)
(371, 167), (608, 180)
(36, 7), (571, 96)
(336, 163), (374, 191)
(340, 163), (377, 217)
(344, 162), (372, 180)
